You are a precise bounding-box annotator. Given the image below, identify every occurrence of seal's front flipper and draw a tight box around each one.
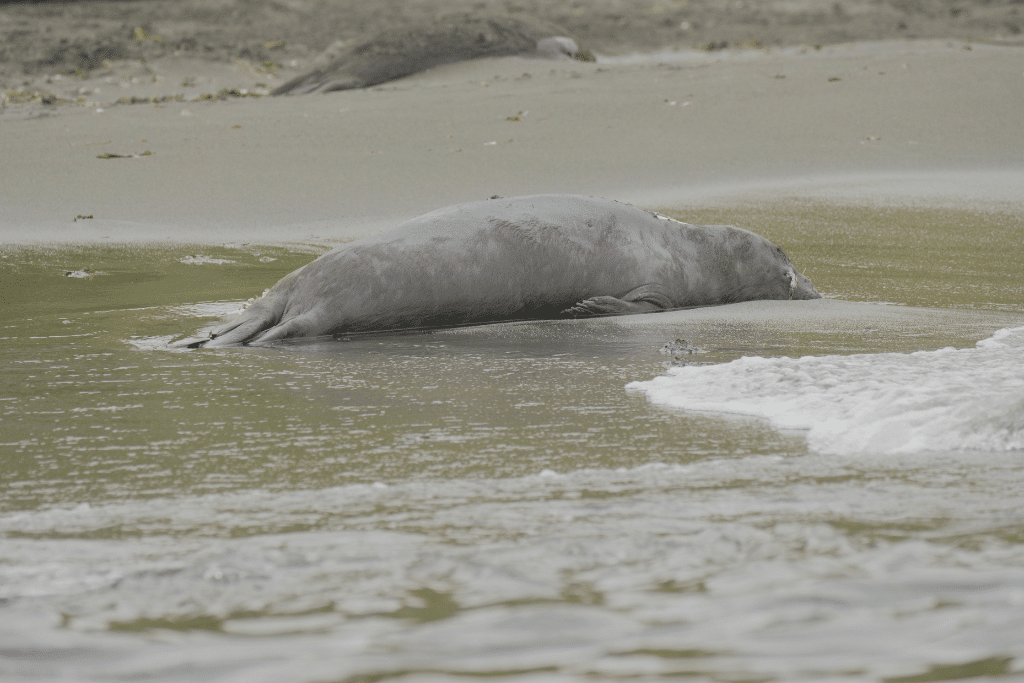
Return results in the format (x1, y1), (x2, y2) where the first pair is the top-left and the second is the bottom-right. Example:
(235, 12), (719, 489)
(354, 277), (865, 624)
(563, 285), (675, 318)
(563, 296), (654, 317)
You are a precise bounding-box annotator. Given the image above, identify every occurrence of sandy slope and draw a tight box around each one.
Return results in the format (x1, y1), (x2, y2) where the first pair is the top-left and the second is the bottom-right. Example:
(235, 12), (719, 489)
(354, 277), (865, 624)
(1, 38), (1021, 245)
(1, 2), (1022, 245)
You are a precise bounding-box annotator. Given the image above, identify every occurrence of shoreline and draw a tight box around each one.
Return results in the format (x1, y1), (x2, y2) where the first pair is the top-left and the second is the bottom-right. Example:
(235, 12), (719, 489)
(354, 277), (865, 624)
(2, 168), (1022, 249)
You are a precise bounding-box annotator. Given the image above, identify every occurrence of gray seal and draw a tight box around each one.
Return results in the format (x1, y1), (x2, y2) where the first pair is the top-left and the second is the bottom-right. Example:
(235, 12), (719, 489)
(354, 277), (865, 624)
(195, 195), (820, 347)
(271, 15), (593, 95)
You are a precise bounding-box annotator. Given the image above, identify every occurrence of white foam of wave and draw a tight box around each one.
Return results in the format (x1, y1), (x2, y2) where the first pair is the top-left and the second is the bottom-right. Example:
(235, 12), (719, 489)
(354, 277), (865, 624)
(627, 327), (1024, 455)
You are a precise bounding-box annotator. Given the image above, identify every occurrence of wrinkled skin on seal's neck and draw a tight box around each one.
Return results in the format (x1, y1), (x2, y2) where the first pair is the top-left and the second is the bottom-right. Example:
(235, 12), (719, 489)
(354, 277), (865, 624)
(686, 221), (820, 303)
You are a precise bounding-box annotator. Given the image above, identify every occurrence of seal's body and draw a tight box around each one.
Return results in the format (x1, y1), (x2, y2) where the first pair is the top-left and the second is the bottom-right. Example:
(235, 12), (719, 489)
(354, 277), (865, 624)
(272, 16), (591, 95)
(197, 195), (820, 347)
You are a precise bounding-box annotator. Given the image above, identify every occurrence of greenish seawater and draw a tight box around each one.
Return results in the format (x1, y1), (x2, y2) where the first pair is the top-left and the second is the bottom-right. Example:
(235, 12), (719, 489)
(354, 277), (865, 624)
(1, 203), (1022, 683)
(2, 241), (807, 512)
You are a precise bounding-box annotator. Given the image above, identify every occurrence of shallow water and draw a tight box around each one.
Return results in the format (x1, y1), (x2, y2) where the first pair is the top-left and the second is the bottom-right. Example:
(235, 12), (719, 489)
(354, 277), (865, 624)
(1, 203), (1023, 682)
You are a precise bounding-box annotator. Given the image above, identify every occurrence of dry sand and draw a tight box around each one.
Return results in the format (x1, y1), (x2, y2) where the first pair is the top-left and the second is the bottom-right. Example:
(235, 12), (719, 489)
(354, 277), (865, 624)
(1, 1), (1022, 246)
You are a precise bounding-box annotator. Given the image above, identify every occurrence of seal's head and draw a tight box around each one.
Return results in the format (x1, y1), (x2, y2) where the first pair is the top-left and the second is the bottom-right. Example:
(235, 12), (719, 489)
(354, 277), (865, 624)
(747, 232), (820, 301)
(717, 225), (822, 302)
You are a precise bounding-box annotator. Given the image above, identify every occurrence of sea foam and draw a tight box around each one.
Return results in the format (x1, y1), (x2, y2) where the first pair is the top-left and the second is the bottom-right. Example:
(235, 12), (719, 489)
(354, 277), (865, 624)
(627, 327), (1024, 455)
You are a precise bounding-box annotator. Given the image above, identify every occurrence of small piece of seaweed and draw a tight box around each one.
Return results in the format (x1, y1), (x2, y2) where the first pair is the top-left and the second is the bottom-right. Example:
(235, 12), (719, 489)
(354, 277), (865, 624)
(96, 151), (153, 159)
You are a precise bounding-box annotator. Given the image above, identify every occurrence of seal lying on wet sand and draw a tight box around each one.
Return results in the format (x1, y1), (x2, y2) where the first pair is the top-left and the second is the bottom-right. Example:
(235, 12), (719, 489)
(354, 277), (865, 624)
(191, 195), (819, 347)
(271, 15), (593, 95)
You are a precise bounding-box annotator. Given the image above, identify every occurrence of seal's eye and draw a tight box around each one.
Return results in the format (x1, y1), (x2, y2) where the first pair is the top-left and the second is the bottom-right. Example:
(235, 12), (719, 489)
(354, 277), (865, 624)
(785, 269), (797, 299)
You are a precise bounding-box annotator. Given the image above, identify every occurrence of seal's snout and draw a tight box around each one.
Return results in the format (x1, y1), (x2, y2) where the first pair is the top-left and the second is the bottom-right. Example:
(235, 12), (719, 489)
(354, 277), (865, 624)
(536, 36), (594, 61)
(789, 269), (821, 300)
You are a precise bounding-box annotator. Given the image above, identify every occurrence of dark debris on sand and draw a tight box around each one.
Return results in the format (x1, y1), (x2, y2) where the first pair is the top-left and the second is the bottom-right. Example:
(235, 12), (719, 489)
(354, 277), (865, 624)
(1, 0), (1022, 87)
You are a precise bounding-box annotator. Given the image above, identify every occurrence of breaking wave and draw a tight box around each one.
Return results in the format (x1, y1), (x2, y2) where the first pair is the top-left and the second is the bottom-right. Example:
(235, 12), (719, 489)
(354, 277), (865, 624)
(627, 327), (1024, 455)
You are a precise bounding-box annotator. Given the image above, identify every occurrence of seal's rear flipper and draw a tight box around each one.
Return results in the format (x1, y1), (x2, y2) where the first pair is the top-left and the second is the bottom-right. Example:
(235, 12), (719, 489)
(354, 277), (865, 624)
(563, 285), (675, 318)
(203, 317), (270, 347)
(167, 335), (213, 350)
(249, 315), (315, 343)
(197, 301), (284, 348)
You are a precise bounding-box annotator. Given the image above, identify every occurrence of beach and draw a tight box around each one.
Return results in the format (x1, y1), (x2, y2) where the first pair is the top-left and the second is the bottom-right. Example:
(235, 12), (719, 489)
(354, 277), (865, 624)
(3, 29), (1023, 243)
(2, 1), (1024, 681)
